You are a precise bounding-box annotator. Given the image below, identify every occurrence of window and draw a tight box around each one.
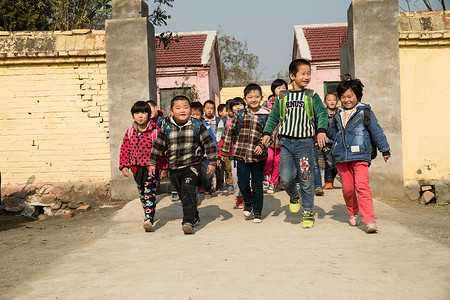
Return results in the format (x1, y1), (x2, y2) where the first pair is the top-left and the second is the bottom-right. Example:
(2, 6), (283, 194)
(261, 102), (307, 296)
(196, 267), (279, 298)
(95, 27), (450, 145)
(324, 81), (339, 96)
(159, 87), (192, 115)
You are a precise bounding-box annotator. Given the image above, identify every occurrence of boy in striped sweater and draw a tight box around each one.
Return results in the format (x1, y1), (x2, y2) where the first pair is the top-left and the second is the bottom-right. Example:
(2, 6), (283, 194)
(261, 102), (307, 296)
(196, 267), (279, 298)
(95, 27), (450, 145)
(262, 59), (328, 228)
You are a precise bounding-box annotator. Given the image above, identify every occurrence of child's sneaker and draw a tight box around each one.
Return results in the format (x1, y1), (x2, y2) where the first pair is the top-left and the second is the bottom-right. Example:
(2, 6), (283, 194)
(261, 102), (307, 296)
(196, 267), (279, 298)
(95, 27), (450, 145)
(267, 184), (275, 194)
(366, 222), (378, 233)
(182, 222), (194, 234)
(289, 196), (301, 213)
(253, 212), (262, 223)
(302, 211), (315, 228)
(349, 215), (359, 226)
(315, 187), (324, 196)
(263, 175), (270, 186)
(234, 196), (244, 209)
(205, 192), (212, 199)
(324, 182), (333, 190)
(198, 187), (205, 194)
(143, 221), (153, 232)
(171, 192), (179, 201)
(227, 185), (234, 192)
(193, 216), (200, 227)
(243, 203), (252, 217)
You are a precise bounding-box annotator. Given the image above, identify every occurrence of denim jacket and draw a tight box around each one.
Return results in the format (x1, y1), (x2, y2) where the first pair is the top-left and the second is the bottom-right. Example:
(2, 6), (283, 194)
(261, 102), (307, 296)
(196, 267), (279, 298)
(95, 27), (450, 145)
(327, 103), (390, 164)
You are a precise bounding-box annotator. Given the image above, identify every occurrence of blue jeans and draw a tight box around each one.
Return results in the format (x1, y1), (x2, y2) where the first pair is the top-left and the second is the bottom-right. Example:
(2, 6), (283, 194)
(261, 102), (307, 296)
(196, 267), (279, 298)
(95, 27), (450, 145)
(236, 160), (265, 214)
(314, 145), (322, 189)
(279, 137), (315, 211)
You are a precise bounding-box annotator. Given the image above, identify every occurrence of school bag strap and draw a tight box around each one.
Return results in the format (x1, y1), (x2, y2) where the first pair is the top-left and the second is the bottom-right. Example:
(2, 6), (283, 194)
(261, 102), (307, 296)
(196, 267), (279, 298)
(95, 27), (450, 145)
(278, 90), (290, 121)
(363, 107), (378, 160)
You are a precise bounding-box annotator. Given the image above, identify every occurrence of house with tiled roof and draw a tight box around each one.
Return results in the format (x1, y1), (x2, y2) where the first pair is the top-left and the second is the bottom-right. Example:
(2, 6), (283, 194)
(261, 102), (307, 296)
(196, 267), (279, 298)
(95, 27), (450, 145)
(293, 23), (347, 100)
(155, 30), (222, 114)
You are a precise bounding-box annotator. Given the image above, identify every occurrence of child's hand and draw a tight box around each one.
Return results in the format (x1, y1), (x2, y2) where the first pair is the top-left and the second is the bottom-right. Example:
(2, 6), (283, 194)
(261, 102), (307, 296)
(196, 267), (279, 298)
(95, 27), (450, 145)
(316, 132), (327, 148)
(217, 159), (222, 167)
(148, 166), (156, 177)
(159, 169), (167, 179)
(262, 135), (270, 146)
(254, 145), (263, 155)
(383, 155), (390, 162)
(122, 167), (129, 177)
(206, 164), (216, 175)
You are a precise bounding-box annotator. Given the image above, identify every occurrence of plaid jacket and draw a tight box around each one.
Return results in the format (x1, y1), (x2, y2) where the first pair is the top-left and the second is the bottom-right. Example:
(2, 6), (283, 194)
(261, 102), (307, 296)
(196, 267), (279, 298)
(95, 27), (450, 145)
(149, 117), (217, 170)
(221, 106), (270, 163)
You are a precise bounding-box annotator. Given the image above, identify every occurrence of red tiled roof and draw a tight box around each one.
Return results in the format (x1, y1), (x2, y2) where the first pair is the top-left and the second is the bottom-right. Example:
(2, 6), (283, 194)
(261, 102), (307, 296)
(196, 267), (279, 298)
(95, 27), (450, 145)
(155, 34), (207, 67)
(303, 26), (347, 61)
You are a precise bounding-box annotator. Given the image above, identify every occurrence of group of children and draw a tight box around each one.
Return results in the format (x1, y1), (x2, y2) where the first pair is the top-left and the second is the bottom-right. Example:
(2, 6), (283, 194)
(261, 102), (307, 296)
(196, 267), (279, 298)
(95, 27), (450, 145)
(119, 58), (391, 235)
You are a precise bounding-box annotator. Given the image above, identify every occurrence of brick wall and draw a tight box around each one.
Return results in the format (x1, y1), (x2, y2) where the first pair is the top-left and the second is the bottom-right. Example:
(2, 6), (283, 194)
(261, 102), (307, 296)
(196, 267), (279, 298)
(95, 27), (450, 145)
(0, 31), (110, 185)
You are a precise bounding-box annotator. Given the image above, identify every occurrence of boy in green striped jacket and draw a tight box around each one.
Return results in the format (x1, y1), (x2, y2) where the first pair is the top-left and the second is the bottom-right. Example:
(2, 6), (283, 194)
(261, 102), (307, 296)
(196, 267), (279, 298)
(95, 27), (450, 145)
(262, 59), (328, 228)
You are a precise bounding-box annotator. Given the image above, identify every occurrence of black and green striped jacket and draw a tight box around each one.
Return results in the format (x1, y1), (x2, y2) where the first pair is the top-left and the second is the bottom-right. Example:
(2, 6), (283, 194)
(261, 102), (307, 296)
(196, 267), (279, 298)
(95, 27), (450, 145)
(263, 89), (328, 138)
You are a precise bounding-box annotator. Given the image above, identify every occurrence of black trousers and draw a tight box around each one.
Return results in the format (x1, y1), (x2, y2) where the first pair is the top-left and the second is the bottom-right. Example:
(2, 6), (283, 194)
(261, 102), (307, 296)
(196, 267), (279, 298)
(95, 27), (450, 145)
(170, 165), (200, 224)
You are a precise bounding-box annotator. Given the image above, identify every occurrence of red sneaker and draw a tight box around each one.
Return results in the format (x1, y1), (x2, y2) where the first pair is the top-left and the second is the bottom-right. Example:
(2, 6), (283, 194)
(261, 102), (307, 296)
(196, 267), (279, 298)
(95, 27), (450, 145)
(235, 196), (244, 209)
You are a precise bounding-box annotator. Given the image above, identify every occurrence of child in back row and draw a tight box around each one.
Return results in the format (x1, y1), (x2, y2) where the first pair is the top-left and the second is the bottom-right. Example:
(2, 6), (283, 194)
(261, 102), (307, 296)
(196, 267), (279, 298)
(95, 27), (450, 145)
(263, 79), (288, 193)
(327, 75), (390, 233)
(262, 59), (328, 229)
(218, 97), (245, 208)
(119, 101), (167, 232)
(222, 84), (270, 223)
(149, 96), (217, 235)
(215, 103), (228, 191)
(191, 101), (218, 199)
(322, 93), (339, 190)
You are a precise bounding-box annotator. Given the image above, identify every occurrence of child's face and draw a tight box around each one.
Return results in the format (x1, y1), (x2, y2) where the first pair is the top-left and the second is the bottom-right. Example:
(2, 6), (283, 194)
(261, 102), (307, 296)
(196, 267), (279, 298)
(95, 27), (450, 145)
(204, 103), (215, 118)
(148, 104), (158, 119)
(232, 103), (245, 114)
(244, 90), (262, 111)
(191, 109), (203, 120)
(274, 84), (287, 97)
(218, 108), (227, 118)
(170, 100), (191, 123)
(340, 88), (358, 110)
(132, 111), (149, 125)
(228, 108), (234, 117)
(324, 94), (338, 110)
(290, 64), (311, 90)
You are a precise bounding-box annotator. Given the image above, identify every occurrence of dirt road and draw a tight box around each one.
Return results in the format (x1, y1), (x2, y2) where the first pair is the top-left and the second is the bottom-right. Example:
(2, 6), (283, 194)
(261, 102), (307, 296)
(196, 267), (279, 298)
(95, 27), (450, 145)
(2, 187), (449, 299)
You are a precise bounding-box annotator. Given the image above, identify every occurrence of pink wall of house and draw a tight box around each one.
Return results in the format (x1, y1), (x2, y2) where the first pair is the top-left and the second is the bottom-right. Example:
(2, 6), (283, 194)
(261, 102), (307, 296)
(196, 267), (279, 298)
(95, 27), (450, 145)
(309, 61), (341, 100)
(208, 46), (222, 104)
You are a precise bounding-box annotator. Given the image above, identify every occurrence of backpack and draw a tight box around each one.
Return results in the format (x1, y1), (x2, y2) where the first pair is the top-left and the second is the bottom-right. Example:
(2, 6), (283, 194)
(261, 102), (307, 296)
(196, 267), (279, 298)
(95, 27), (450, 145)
(363, 108), (378, 160)
(234, 109), (268, 143)
(159, 116), (201, 140)
(278, 89), (317, 134)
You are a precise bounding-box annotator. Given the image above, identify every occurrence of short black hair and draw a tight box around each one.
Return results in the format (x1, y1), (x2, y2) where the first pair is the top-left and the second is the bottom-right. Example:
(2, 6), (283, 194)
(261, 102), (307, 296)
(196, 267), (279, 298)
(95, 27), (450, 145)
(289, 59), (311, 78)
(170, 95), (190, 108)
(324, 92), (337, 99)
(336, 74), (364, 101)
(226, 99), (233, 110)
(270, 78), (288, 96)
(190, 101), (204, 112)
(217, 104), (227, 113)
(146, 100), (157, 107)
(131, 101), (151, 115)
(204, 100), (215, 110)
(230, 97), (246, 109)
(244, 83), (262, 98)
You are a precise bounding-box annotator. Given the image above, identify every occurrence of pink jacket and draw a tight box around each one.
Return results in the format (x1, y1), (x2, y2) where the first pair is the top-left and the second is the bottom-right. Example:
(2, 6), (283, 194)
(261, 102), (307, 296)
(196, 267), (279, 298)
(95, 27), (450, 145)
(119, 120), (167, 171)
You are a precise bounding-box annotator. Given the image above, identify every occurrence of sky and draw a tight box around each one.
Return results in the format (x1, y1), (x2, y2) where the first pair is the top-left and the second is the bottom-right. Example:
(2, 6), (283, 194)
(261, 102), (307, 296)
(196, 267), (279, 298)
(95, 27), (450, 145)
(151, 0), (440, 80)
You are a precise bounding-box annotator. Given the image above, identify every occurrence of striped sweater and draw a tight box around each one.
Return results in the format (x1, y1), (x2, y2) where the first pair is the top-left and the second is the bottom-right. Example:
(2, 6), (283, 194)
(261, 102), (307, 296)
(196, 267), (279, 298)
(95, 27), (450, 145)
(263, 90), (328, 138)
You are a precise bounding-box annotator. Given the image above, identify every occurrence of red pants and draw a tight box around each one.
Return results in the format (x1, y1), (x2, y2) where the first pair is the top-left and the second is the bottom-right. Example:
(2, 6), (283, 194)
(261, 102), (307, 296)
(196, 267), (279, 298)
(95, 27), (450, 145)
(264, 147), (280, 185)
(336, 161), (375, 224)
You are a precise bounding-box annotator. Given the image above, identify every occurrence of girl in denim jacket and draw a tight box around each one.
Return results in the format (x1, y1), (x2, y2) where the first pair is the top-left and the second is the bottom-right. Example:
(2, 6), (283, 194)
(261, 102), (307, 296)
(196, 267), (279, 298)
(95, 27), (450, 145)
(328, 75), (390, 233)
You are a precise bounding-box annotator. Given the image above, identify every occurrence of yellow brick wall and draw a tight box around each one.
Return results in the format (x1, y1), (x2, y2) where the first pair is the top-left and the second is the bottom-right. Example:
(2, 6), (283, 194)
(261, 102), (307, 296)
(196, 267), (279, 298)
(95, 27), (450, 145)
(0, 55), (110, 184)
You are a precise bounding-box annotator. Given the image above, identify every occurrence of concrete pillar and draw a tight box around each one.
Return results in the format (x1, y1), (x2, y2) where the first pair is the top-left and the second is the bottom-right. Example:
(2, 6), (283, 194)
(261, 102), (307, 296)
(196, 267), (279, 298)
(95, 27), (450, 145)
(342, 0), (404, 199)
(106, 0), (157, 201)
